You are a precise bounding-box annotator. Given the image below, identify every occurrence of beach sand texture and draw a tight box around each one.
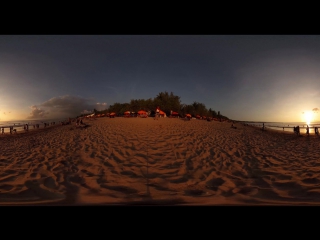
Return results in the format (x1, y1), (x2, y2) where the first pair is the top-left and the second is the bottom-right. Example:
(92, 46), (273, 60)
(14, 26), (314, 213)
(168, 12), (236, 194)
(1, 117), (320, 205)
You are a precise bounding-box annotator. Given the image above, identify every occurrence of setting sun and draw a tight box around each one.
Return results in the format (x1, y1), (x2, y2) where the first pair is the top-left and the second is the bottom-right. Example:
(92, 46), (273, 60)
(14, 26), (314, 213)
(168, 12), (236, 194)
(304, 111), (313, 125)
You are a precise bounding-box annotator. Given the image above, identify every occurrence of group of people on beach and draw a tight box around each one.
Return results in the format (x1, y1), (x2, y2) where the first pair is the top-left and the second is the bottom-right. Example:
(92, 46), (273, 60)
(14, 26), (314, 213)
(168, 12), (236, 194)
(293, 125), (319, 136)
(294, 125), (310, 135)
(294, 125), (301, 135)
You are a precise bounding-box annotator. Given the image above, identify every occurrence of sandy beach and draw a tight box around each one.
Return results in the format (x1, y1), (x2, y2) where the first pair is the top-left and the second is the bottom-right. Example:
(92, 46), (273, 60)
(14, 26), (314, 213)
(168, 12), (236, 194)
(1, 117), (320, 205)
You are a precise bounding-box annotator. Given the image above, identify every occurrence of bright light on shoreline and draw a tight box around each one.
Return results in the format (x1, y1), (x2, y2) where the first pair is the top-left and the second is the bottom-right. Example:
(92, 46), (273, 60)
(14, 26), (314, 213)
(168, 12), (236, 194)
(304, 111), (313, 125)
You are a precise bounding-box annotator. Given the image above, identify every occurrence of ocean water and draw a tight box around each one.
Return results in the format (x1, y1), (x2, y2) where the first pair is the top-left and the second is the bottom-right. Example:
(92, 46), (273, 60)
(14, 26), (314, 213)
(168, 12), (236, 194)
(243, 121), (320, 134)
(0, 118), (66, 133)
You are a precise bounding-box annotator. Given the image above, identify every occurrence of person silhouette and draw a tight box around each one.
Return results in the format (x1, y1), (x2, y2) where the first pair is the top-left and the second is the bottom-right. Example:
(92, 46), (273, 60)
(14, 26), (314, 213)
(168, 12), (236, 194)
(154, 106), (160, 120)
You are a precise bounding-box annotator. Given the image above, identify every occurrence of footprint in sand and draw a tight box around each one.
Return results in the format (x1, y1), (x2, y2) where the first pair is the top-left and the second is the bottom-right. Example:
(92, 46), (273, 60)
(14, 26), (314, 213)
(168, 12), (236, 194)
(184, 188), (205, 196)
(43, 177), (58, 189)
(23, 179), (65, 201)
(30, 172), (41, 178)
(205, 178), (225, 191)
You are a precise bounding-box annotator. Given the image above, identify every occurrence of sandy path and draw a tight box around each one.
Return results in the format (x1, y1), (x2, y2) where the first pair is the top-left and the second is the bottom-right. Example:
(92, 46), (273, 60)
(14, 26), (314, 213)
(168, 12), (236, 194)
(1, 117), (320, 205)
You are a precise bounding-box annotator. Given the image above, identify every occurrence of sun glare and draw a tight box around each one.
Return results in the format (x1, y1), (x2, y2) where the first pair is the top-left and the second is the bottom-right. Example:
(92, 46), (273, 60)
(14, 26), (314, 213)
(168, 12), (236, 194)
(304, 111), (313, 125)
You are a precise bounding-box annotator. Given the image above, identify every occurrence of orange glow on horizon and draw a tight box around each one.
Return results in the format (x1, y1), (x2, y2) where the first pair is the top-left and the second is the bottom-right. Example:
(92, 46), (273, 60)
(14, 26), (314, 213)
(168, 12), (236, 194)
(304, 111), (314, 125)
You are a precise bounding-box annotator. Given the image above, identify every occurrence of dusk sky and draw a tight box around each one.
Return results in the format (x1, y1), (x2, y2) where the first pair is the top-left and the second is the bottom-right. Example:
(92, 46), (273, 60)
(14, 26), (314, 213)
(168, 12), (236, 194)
(0, 35), (320, 123)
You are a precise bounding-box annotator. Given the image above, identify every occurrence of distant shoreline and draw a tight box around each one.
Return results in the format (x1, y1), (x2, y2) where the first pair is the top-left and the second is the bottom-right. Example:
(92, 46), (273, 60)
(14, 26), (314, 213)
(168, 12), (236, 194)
(0, 123), (63, 138)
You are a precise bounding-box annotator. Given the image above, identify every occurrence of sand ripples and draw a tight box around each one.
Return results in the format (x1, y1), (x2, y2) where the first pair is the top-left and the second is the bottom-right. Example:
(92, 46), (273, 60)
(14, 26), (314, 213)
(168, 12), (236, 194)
(1, 118), (320, 205)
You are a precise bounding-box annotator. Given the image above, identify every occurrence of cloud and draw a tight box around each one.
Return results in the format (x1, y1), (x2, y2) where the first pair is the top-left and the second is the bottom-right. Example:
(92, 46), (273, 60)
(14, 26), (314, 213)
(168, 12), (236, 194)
(27, 105), (48, 119)
(95, 102), (107, 111)
(27, 95), (107, 119)
(312, 108), (319, 113)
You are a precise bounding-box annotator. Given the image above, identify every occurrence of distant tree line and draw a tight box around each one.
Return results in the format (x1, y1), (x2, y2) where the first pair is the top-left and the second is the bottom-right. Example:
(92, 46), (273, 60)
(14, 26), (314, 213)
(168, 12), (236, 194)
(79, 91), (229, 120)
